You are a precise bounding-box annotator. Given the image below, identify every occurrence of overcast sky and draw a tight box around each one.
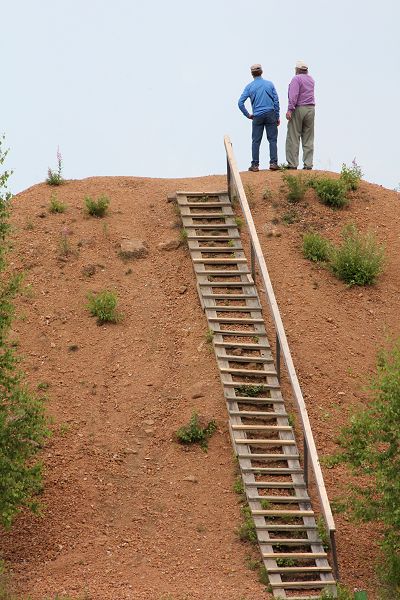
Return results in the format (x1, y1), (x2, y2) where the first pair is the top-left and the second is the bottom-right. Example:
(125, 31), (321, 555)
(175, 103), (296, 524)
(2, 0), (399, 193)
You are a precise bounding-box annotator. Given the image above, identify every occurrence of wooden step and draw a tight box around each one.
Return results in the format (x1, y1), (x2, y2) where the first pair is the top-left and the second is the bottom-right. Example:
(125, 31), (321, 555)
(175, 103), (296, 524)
(193, 258), (247, 264)
(238, 453), (299, 460)
(244, 467), (303, 474)
(195, 247), (244, 253)
(188, 234), (240, 240)
(230, 396), (284, 404)
(256, 524), (316, 531)
(222, 355), (273, 363)
(246, 482), (306, 489)
(225, 381), (279, 388)
(268, 566), (332, 573)
(263, 552), (327, 559)
(203, 293), (257, 299)
(182, 202), (231, 208)
(229, 410), (287, 418)
(249, 495), (310, 503)
(263, 538), (317, 546)
(184, 212), (232, 218)
(209, 306), (261, 313)
(208, 316), (262, 323)
(232, 424), (292, 432)
(221, 367), (275, 377)
(197, 270), (251, 277)
(235, 439), (296, 446)
(215, 340), (269, 348)
(198, 281), (253, 287)
(270, 580), (336, 589)
(184, 223), (234, 229)
(253, 509), (313, 517)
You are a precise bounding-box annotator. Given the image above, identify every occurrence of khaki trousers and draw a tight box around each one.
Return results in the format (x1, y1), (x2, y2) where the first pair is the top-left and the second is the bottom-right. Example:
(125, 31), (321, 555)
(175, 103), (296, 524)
(285, 105), (315, 168)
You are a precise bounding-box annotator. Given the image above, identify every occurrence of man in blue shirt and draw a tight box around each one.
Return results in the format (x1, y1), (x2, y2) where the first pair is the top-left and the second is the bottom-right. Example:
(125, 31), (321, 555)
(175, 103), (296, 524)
(238, 64), (280, 171)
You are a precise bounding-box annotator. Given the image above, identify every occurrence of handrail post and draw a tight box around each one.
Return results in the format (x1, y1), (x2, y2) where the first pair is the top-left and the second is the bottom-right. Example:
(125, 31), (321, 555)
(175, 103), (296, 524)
(227, 157), (232, 203)
(275, 333), (281, 382)
(303, 437), (309, 488)
(330, 530), (340, 581)
(250, 241), (256, 283)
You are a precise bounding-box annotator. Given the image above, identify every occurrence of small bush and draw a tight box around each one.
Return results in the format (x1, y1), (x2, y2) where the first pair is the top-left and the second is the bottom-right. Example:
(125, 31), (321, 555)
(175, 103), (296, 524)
(281, 209), (298, 225)
(262, 185), (273, 201)
(302, 232), (332, 262)
(282, 173), (308, 203)
(330, 224), (385, 285)
(340, 159), (363, 191)
(49, 193), (66, 213)
(234, 384), (264, 397)
(46, 147), (64, 186)
(175, 412), (217, 450)
(237, 504), (257, 544)
(84, 195), (110, 217)
(311, 177), (348, 208)
(234, 216), (244, 230)
(87, 290), (121, 324)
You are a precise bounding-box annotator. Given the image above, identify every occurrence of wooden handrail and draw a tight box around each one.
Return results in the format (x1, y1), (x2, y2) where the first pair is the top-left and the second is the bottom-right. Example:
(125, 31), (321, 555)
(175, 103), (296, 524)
(224, 135), (337, 539)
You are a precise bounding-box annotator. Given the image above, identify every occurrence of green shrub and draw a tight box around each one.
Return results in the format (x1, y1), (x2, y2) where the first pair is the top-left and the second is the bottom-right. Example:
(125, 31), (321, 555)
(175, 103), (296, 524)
(87, 290), (121, 324)
(340, 159), (363, 191)
(175, 412), (217, 450)
(46, 147), (64, 186)
(281, 209), (298, 225)
(0, 138), (49, 528)
(331, 340), (400, 597)
(84, 195), (110, 217)
(282, 173), (308, 203)
(311, 177), (348, 208)
(234, 384), (264, 397)
(302, 232), (332, 262)
(237, 504), (257, 544)
(49, 193), (66, 213)
(330, 224), (385, 285)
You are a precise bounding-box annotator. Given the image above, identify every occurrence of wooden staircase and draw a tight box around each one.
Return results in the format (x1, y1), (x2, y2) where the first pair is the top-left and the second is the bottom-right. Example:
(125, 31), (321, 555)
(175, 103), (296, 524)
(174, 189), (337, 599)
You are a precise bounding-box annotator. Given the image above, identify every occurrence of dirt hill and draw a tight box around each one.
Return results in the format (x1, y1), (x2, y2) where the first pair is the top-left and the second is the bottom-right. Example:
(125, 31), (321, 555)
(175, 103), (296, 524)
(1, 171), (399, 600)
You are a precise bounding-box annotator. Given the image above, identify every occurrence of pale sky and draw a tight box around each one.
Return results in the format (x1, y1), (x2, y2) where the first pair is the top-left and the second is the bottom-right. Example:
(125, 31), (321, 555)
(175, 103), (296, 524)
(2, 0), (399, 193)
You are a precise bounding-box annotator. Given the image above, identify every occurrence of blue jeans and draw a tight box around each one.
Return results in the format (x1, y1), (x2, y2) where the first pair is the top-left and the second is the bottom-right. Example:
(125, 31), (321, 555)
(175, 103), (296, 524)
(251, 110), (278, 166)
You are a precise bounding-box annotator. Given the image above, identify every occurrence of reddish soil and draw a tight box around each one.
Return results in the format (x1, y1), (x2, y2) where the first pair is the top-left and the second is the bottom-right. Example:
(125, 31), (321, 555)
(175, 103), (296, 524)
(1, 171), (399, 600)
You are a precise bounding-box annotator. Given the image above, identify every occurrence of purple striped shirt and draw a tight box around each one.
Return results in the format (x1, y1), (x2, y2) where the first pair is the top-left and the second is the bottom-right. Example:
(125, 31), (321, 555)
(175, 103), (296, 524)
(287, 74), (315, 112)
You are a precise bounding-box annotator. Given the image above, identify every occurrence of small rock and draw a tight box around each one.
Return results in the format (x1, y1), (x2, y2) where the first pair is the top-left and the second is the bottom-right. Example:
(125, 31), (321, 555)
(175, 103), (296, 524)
(157, 239), (181, 251)
(338, 391), (346, 396)
(144, 428), (154, 435)
(37, 212), (47, 219)
(143, 419), (155, 426)
(178, 285), (187, 295)
(82, 264), (96, 277)
(119, 239), (148, 260)
(183, 475), (198, 483)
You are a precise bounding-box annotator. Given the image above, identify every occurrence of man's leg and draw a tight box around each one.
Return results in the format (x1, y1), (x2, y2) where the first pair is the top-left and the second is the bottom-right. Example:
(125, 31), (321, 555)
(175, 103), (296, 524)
(301, 106), (315, 169)
(285, 108), (303, 168)
(251, 116), (264, 167)
(264, 110), (278, 166)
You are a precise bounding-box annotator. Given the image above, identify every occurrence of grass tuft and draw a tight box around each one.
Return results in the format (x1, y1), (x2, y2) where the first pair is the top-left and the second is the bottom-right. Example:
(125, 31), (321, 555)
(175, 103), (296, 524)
(87, 290), (121, 324)
(84, 195), (110, 217)
(302, 232), (332, 262)
(175, 413), (217, 451)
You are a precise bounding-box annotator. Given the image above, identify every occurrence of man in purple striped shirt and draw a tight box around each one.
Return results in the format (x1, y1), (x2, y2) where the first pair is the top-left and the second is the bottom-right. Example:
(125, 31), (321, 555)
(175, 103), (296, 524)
(285, 60), (315, 170)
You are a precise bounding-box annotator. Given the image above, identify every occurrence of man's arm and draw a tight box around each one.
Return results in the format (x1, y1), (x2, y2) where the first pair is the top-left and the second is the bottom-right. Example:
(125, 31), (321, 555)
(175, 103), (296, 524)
(271, 84), (280, 121)
(287, 77), (300, 113)
(238, 85), (252, 118)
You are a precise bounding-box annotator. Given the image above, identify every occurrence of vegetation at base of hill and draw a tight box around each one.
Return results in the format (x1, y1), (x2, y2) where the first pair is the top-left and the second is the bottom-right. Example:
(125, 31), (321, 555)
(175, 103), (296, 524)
(0, 137), (49, 528)
(329, 340), (400, 599)
(302, 224), (385, 286)
(84, 194), (110, 217)
(308, 176), (348, 208)
(87, 290), (121, 324)
(49, 192), (66, 213)
(236, 504), (257, 544)
(317, 585), (353, 600)
(46, 147), (64, 186)
(340, 159), (363, 191)
(175, 412), (217, 451)
(302, 232), (332, 262)
(330, 224), (385, 285)
(282, 172), (308, 203)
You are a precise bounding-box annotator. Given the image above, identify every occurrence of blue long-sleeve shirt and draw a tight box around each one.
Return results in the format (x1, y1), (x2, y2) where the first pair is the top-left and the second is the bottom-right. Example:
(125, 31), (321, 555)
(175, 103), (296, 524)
(238, 76), (280, 119)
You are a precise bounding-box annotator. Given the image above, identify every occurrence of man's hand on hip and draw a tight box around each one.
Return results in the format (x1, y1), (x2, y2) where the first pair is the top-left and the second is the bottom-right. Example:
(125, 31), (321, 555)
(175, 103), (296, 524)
(286, 111), (292, 121)
(248, 114), (253, 119)
(277, 119), (280, 126)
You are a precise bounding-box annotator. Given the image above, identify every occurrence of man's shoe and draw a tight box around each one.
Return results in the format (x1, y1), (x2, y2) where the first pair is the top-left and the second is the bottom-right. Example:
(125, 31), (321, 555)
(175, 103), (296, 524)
(248, 165), (259, 172)
(303, 166), (312, 170)
(286, 166), (297, 170)
(269, 163), (279, 171)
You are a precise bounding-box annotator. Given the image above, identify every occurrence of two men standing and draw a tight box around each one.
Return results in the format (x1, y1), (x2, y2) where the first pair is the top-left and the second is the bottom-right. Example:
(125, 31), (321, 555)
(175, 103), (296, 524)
(238, 61), (315, 171)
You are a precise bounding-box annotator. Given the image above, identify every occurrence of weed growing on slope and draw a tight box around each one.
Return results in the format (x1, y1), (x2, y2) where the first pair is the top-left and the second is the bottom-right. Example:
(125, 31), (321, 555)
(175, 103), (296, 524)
(262, 185), (273, 201)
(330, 224), (385, 285)
(282, 172), (308, 203)
(46, 147), (64, 186)
(309, 177), (348, 208)
(302, 232), (332, 262)
(175, 412), (217, 451)
(49, 193), (66, 213)
(87, 290), (121, 324)
(234, 384), (264, 397)
(179, 228), (188, 245)
(234, 216), (244, 230)
(340, 159), (363, 191)
(84, 195), (110, 217)
(244, 183), (255, 208)
(236, 504), (257, 544)
(281, 209), (298, 225)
